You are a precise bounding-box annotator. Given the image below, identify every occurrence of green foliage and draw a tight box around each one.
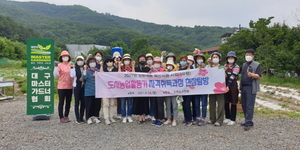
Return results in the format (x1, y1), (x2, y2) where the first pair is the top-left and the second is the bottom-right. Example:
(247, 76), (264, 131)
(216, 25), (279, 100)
(0, 14), (41, 43)
(0, 37), (26, 60)
(219, 17), (300, 76)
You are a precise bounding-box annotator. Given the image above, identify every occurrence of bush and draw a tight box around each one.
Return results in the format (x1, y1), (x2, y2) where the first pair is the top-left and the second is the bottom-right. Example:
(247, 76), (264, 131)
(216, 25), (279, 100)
(21, 60), (27, 68)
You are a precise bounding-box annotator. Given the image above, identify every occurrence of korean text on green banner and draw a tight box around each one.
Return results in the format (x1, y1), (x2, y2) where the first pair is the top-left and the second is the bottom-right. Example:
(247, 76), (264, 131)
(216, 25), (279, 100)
(27, 38), (54, 115)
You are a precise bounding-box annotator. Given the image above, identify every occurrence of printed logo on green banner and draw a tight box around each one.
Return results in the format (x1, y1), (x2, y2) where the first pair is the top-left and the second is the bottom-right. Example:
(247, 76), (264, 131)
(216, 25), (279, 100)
(27, 38), (54, 115)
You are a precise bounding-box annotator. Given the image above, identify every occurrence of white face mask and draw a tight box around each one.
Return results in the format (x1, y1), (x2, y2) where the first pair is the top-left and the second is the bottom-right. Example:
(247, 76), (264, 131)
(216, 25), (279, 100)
(147, 60), (153, 65)
(245, 56), (253, 62)
(77, 61), (84, 66)
(212, 58), (219, 64)
(167, 58), (173, 61)
(197, 60), (203, 64)
(89, 62), (96, 68)
(124, 60), (130, 65)
(154, 64), (160, 68)
(62, 57), (69, 62)
(96, 56), (102, 61)
(106, 62), (113, 67)
(228, 59), (235, 63)
(167, 66), (173, 70)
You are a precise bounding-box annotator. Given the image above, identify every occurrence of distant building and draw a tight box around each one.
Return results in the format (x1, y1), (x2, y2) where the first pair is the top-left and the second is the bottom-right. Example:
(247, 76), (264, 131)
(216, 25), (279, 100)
(220, 30), (240, 44)
(201, 46), (220, 54)
(66, 44), (110, 58)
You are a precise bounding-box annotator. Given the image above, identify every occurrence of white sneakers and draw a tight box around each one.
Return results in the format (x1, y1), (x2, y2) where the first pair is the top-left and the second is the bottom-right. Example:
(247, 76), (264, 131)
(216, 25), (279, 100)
(122, 117), (127, 123)
(105, 119), (111, 125)
(223, 119), (235, 125)
(110, 117), (116, 123)
(164, 119), (171, 125)
(223, 119), (231, 124)
(172, 121), (177, 126)
(151, 116), (156, 121)
(227, 121), (235, 125)
(87, 118), (93, 124)
(94, 117), (101, 124)
(127, 117), (133, 123)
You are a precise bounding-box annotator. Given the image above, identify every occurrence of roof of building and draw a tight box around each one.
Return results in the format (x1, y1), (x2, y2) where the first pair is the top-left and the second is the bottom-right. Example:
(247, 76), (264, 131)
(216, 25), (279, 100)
(201, 46), (220, 53)
(220, 33), (232, 38)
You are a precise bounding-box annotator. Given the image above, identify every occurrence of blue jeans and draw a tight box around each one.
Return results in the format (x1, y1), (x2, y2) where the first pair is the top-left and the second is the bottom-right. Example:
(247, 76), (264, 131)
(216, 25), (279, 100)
(194, 95), (208, 119)
(149, 97), (155, 117)
(121, 97), (133, 117)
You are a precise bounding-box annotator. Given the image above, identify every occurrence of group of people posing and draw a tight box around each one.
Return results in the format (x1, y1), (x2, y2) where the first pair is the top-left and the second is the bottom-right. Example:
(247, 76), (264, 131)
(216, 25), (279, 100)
(54, 48), (261, 131)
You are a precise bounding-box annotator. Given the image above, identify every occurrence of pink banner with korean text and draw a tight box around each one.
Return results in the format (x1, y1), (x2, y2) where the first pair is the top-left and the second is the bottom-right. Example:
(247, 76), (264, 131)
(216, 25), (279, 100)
(95, 68), (226, 98)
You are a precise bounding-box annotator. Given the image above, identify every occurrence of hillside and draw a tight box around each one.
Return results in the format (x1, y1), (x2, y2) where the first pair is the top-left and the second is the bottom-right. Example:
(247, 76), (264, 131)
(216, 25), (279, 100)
(0, 1), (199, 52)
(0, 0), (237, 48)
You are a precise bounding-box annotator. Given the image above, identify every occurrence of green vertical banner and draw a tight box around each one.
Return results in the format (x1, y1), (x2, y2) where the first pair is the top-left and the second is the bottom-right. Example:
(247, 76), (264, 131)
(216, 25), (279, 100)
(27, 38), (54, 115)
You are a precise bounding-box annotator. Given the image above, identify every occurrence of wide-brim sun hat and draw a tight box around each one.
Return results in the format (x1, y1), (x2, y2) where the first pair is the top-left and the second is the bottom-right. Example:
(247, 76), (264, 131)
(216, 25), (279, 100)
(153, 56), (162, 63)
(166, 60), (175, 68)
(58, 50), (72, 60)
(146, 53), (154, 59)
(226, 51), (237, 60)
(166, 52), (176, 62)
(122, 53), (132, 62)
(75, 56), (84, 61)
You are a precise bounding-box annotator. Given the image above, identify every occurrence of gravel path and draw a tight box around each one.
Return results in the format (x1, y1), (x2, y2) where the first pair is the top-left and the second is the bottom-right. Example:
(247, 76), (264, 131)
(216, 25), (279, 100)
(1, 98), (300, 150)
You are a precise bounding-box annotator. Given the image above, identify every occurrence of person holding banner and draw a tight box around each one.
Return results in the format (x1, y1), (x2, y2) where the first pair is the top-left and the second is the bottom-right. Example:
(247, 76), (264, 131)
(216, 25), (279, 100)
(81, 58), (101, 124)
(240, 49), (261, 131)
(164, 60), (178, 126)
(100, 56), (118, 125)
(70, 56), (85, 124)
(118, 54), (135, 123)
(150, 57), (165, 127)
(54, 50), (74, 123)
(112, 52), (122, 120)
(223, 51), (240, 126)
(206, 52), (226, 126)
(132, 54), (151, 124)
(145, 53), (156, 121)
(193, 50), (208, 126)
(179, 55), (194, 126)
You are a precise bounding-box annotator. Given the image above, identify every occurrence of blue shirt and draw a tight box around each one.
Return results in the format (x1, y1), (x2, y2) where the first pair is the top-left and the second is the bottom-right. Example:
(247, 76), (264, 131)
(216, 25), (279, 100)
(81, 69), (98, 96)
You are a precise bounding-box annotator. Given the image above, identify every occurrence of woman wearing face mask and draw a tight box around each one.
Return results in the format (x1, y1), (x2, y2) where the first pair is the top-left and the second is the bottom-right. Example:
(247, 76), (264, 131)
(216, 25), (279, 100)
(163, 52), (178, 71)
(145, 53), (156, 121)
(118, 54), (135, 123)
(100, 56), (118, 125)
(179, 55), (194, 126)
(132, 54), (151, 124)
(206, 52), (226, 126)
(150, 57), (165, 127)
(53, 50), (74, 123)
(164, 60), (178, 126)
(81, 58), (102, 124)
(94, 51), (103, 69)
(70, 56), (85, 124)
(223, 51), (240, 126)
(193, 52), (208, 126)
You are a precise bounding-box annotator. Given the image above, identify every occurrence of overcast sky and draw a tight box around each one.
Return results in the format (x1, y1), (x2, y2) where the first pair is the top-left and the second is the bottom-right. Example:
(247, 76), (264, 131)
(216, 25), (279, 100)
(15, 0), (300, 28)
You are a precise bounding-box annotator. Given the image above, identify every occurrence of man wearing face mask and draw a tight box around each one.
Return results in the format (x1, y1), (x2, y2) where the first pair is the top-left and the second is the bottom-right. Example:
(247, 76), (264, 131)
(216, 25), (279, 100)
(240, 49), (261, 131)
(132, 54), (151, 124)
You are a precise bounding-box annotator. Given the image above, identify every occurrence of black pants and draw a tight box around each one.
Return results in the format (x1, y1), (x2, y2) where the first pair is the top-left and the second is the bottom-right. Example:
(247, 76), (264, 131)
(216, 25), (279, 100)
(74, 87), (85, 122)
(153, 97), (165, 120)
(58, 89), (73, 119)
(225, 103), (237, 121)
(117, 98), (121, 115)
(85, 96), (101, 120)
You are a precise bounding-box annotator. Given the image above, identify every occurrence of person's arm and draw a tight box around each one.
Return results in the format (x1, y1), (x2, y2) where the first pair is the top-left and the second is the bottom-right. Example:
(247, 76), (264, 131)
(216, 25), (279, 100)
(118, 62), (122, 72)
(248, 64), (261, 79)
(131, 60), (135, 72)
(100, 61), (104, 72)
(227, 65), (240, 87)
(81, 65), (88, 80)
(70, 66), (76, 78)
(53, 65), (60, 78)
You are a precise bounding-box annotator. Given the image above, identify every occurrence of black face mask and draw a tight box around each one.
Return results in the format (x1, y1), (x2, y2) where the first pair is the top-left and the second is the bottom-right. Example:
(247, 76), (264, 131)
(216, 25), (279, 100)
(139, 61), (146, 66)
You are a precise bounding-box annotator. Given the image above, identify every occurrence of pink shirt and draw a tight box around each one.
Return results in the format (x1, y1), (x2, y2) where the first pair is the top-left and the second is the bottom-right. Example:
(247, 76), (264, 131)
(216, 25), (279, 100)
(152, 68), (164, 73)
(57, 62), (73, 89)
